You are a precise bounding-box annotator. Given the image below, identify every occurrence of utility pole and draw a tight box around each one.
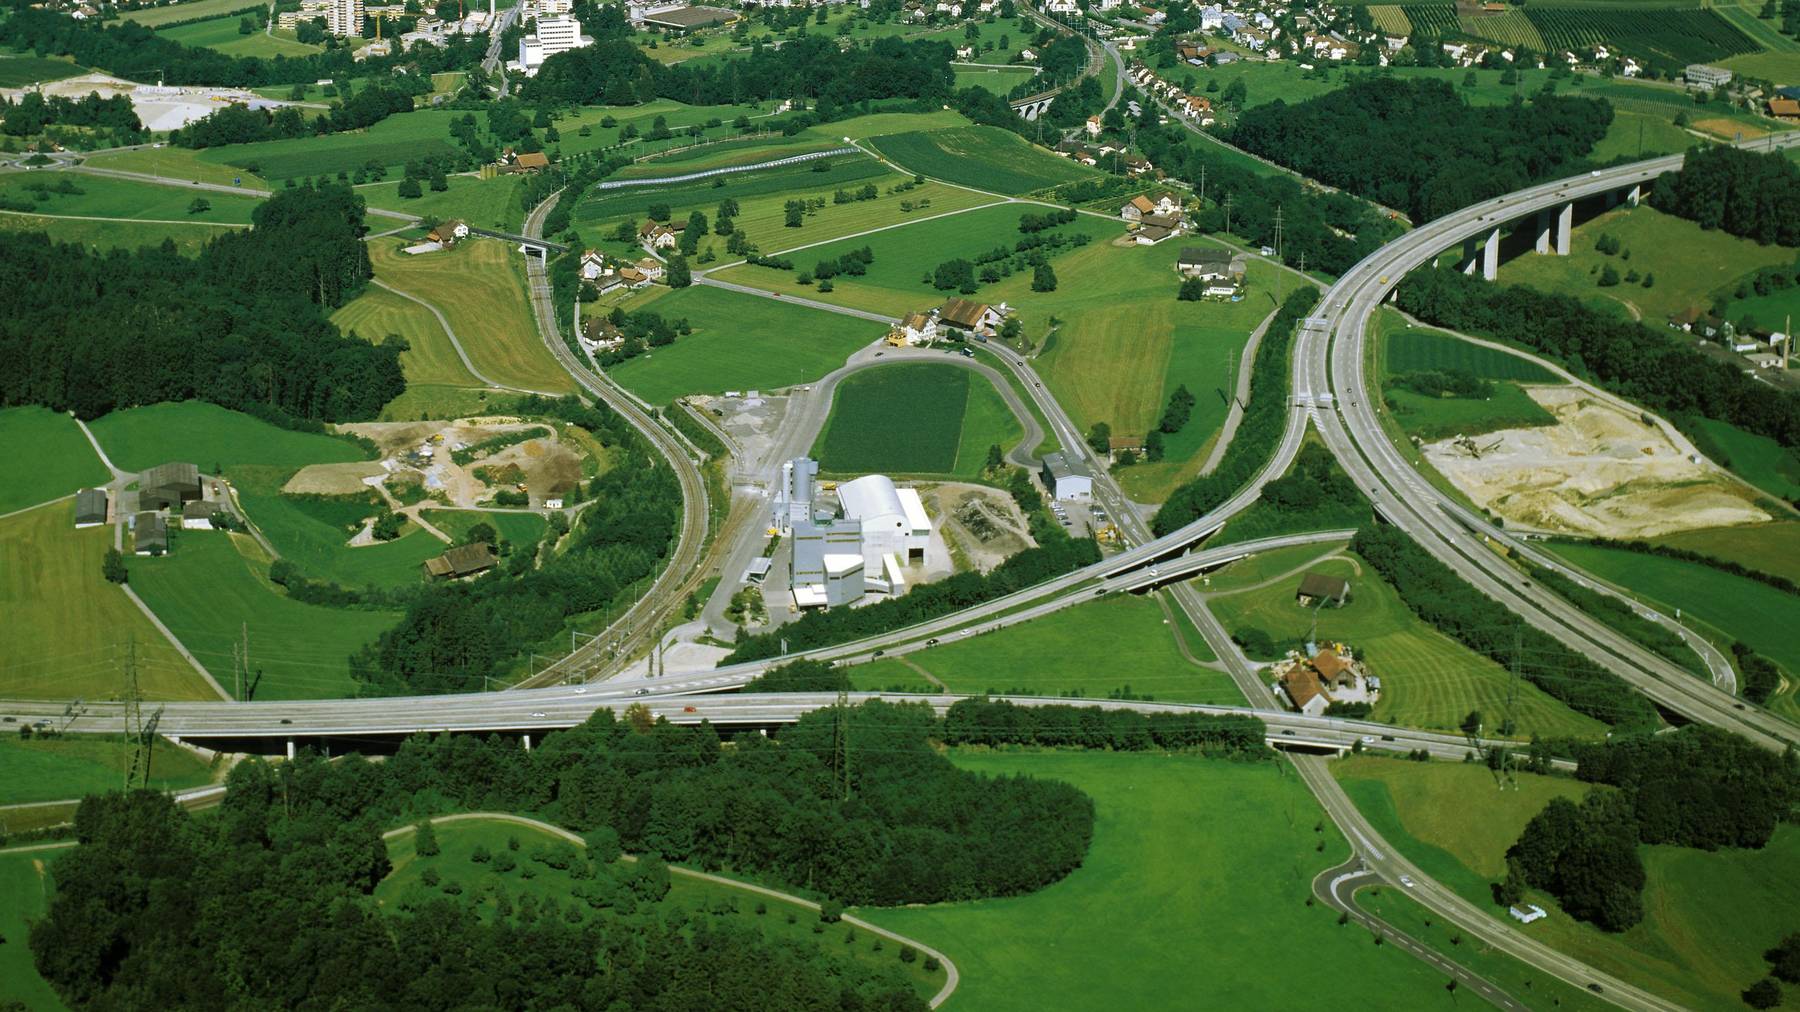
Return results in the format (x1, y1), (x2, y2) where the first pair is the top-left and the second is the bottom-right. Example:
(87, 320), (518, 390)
(1272, 204), (1284, 304)
(1223, 194), (1233, 236)
(121, 637), (141, 790)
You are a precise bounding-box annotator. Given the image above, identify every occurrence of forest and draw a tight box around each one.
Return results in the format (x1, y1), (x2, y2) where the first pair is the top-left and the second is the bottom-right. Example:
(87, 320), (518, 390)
(1396, 265), (1800, 449)
(0, 89), (144, 144)
(1499, 727), (1798, 931)
(1156, 289), (1319, 534)
(1350, 524), (1658, 729)
(0, 183), (402, 422)
(1228, 77), (1612, 223)
(29, 700), (1095, 1007)
(0, 8), (490, 88)
(171, 84), (416, 148)
(1653, 145), (1800, 247)
(354, 398), (680, 695)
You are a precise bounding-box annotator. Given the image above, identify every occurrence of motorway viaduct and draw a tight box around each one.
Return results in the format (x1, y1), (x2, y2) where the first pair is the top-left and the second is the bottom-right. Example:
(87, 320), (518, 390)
(1456, 181), (1643, 280)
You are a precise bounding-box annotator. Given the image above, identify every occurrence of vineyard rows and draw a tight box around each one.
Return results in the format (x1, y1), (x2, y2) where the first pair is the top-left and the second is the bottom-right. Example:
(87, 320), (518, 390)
(1393, 4), (1755, 65)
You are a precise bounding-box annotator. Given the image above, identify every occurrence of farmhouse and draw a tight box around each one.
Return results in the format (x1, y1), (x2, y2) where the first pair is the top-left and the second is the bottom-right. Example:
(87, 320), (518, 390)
(1040, 452), (1093, 500)
(1134, 223), (1176, 246)
(422, 542), (498, 580)
(427, 219), (469, 246)
(180, 501), (216, 531)
(636, 258), (666, 282)
(1273, 645), (1377, 715)
(888, 310), (939, 346)
(1121, 194), (1156, 221)
(1177, 247), (1234, 279)
(1770, 97), (1800, 120)
(938, 297), (1006, 336)
(133, 511), (168, 556)
(74, 488), (108, 528)
(139, 462), (201, 512)
(1277, 665), (1328, 716)
(1296, 571), (1350, 607)
(1107, 435), (1145, 461)
(640, 221), (680, 249)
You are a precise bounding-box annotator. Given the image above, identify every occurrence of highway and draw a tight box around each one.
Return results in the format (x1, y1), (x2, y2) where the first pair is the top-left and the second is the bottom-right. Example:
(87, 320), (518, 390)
(1304, 143), (1800, 753)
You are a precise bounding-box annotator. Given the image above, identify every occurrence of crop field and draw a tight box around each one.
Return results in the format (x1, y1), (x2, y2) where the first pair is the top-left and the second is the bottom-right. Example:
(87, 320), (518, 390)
(1548, 541), (1800, 705)
(1382, 326), (1557, 382)
(89, 401), (365, 474)
(1525, 7), (1756, 65)
(130, 532), (399, 699)
(813, 109), (973, 141)
(193, 110), (463, 183)
(1655, 520), (1800, 584)
(870, 127), (1102, 196)
(1366, 5), (1411, 33)
(0, 850), (64, 1010)
(0, 407), (109, 515)
(575, 153), (889, 222)
(813, 363), (1022, 477)
(158, 15), (322, 58)
(367, 239), (576, 395)
(0, 735), (215, 805)
(866, 753), (1465, 1010)
(613, 134), (844, 179)
(0, 54), (84, 87)
(953, 66), (1038, 95)
(1399, 4), (1459, 36)
(0, 501), (213, 702)
(0, 172), (265, 224)
(607, 285), (886, 402)
(1338, 757), (1800, 1010)
(1495, 206), (1796, 324)
(359, 173), (526, 229)
(331, 286), (480, 392)
(1209, 553), (1610, 738)
(1459, 8), (1545, 51)
(870, 593), (1235, 701)
(1383, 382), (1556, 440)
(717, 201), (1120, 315)
(379, 816), (944, 1002)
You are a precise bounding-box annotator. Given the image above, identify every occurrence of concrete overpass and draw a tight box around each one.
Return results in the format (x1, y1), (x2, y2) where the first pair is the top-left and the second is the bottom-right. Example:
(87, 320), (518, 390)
(1455, 178), (1645, 280)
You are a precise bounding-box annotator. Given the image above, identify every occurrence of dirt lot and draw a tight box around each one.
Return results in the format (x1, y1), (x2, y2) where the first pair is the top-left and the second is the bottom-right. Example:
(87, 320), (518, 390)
(335, 417), (591, 508)
(1423, 386), (1770, 538)
(281, 461), (388, 495)
(928, 482), (1035, 572)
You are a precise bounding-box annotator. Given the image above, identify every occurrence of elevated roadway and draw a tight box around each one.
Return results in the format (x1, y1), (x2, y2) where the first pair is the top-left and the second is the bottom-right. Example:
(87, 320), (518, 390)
(1305, 143), (1800, 753)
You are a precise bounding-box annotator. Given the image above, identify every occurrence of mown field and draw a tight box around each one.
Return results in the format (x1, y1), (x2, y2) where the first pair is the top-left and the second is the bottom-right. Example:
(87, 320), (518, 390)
(194, 109), (464, 183)
(1337, 755), (1800, 1010)
(1547, 541), (1800, 719)
(606, 284), (885, 402)
(116, 0), (261, 25)
(130, 531), (398, 699)
(0, 735), (215, 805)
(812, 362), (1022, 478)
(89, 401), (363, 475)
(0, 500), (213, 701)
(1690, 416), (1800, 501)
(1383, 327), (1557, 382)
(0, 849), (66, 1011)
(367, 238), (577, 395)
(1396, 3), (1756, 64)
(1654, 520), (1800, 584)
(1208, 552), (1611, 738)
(379, 816), (945, 1001)
(360, 173), (526, 230)
(158, 15), (322, 58)
(613, 133), (843, 179)
(1495, 206), (1797, 324)
(330, 285), (481, 392)
(84, 144), (257, 188)
(852, 593), (1234, 702)
(870, 127), (1102, 195)
(864, 753), (1471, 1010)
(953, 66), (1038, 95)
(1383, 382), (1555, 441)
(577, 152), (885, 220)
(0, 54), (85, 87)
(0, 171), (264, 224)
(0, 407), (108, 515)
(418, 509), (547, 551)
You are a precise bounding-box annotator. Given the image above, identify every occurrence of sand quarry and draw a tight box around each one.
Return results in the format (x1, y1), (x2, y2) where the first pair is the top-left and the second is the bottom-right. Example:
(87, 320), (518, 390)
(292, 417), (590, 509)
(1422, 386), (1770, 538)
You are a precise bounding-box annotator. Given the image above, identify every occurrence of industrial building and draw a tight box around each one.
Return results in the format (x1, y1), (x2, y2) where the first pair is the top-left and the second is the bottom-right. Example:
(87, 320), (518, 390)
(517, 15), (593, 75)
(1040, 452), (1093, 501)
(773, 457), (933, 610)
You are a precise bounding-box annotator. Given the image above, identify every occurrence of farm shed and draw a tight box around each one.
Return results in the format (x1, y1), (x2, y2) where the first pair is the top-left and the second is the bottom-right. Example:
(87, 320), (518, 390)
(74, 488), (108, 527)
(1296, 571), (1350, 607)
(139, 462), (201, 511)
(133, 511), (168, 556)
(181, 501), (216, 530)
(422, 543), (498, 580)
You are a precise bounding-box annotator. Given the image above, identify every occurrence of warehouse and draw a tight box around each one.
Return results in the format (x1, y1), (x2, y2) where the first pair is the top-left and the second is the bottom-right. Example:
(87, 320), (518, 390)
(133, 512), (168, 556)
(139, 462), (202, 512)
(73, 488), (108, 528)
(1040, 452), (1093, 500)
(837, 474), (931, 570)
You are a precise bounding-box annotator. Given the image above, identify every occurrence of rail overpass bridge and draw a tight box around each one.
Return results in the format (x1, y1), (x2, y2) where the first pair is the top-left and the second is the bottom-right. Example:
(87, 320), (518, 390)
(467, 225), (569, 258)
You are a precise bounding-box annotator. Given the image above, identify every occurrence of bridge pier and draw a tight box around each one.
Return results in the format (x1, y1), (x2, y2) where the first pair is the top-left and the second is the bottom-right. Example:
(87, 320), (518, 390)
(1533, 202), (1571, 256)
(286, 738), (296, 760)
(1606, 184), (1642, 210)
(523, 733), (533, 751)
(1461, 227), (1499, 281)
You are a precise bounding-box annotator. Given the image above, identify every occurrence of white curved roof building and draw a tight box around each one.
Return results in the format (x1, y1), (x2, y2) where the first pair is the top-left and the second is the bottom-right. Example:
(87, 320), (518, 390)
(837, 475), (931, 569)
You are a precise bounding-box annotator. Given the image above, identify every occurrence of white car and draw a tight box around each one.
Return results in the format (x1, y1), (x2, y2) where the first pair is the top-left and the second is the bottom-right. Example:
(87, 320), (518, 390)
(1360, 735), (1376, 744)
(1399, 875), (1416, 888)
(530, 711), (547, 718)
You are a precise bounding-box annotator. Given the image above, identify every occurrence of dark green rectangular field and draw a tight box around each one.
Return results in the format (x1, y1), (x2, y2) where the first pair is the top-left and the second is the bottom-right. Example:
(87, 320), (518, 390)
(1383, 327), (1557, 381)
(870, 127), (1102, 195)
(814, 363), (969, 474)
(575, 155), (889, 223)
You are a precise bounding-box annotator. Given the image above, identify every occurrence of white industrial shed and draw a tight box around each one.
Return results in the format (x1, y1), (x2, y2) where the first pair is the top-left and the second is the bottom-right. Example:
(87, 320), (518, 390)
(837, 475), (930, 569)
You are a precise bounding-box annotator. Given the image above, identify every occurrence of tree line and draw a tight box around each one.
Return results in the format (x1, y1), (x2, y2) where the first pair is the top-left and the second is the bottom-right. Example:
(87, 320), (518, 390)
(0, 90), (143, 144)
(1654, 145), (1800, 247)
(0, 183), (401, 422)
(1229, 77), (1612, 224)
(1395, 265), (1800, 452)
(1498, 726), (1798, 931)
(38, 700), (1068, 1009)
(1156, 289), (1319, 535)
(1350, 524), (1660, 729)
(171, 84), (415, 148)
